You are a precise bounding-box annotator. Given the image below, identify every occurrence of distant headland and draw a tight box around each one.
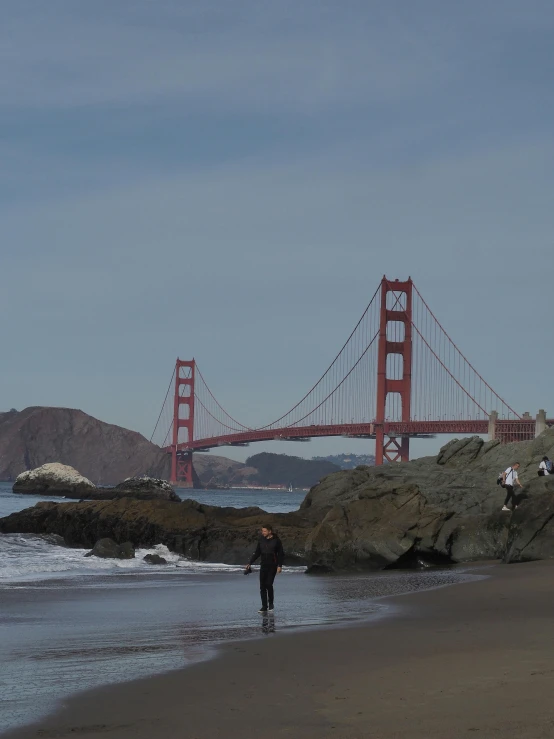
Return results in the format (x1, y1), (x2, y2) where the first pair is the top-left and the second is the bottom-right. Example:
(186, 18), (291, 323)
(0, 407), (341, 489)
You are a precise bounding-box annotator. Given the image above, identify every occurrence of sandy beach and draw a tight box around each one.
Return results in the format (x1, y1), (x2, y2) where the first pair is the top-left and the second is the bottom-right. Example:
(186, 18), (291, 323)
(4, 559), (554, 739)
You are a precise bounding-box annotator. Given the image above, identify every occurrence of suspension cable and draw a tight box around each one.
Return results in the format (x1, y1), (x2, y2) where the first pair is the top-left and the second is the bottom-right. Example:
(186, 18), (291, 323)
(150, 366), (176, 442)
(413, 285), (520, 418)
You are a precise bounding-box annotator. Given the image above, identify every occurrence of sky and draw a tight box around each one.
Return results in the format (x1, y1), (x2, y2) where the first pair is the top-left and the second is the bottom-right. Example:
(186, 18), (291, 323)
(2, 0), (554, 463)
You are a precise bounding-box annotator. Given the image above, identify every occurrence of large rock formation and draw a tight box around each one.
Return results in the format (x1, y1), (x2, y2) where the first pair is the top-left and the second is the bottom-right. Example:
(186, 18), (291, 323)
(301, 430), (554, 569)
(0, 498), (311, 565)
(2, 430), (554, 570)
(504, 487), (554, 563)
(13, 463), (96, 496)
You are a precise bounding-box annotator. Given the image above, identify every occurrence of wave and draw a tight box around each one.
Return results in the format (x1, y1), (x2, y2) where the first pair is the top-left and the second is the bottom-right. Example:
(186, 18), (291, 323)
(0, 534), (251, 584)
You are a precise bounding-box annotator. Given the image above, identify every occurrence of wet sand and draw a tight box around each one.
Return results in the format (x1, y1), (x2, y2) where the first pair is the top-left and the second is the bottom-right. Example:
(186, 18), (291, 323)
(6, 560), (554, 739)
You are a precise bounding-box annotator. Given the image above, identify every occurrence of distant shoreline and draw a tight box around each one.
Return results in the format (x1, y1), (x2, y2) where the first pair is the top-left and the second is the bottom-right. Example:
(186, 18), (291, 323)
(208, 485), (309, 492)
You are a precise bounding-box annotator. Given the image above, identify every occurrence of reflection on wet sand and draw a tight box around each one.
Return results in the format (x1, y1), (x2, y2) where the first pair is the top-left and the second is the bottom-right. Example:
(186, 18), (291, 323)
(261, 614), (276, 636)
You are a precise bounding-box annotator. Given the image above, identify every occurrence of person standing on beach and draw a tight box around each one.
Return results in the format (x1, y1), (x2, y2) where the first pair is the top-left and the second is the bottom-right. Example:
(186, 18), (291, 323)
(502, 462), (523, 511)
(245, 525), (284, 614)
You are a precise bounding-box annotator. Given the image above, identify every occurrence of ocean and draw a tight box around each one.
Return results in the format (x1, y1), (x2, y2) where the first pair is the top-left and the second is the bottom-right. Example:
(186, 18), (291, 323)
(0, 482), (481, 734)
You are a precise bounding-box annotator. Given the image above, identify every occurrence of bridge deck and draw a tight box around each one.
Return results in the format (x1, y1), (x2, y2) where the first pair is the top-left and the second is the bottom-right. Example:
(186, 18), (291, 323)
(163, 419), (550, 453)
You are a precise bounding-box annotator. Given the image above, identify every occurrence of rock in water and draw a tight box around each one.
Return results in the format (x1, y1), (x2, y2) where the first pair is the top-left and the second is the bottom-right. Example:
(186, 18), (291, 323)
(109, 477), (180, 502)
(12, 467), (180, 502)
(143, 553), (168, 565)
(13, 463), (96, 497)
(85, 538), (135, 559)
(0, 498), (311, 565)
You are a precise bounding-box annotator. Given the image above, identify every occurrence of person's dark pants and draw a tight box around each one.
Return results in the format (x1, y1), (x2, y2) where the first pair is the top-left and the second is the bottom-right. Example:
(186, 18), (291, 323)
(260, 565), (277, 610)
(504, 484), (516, 509)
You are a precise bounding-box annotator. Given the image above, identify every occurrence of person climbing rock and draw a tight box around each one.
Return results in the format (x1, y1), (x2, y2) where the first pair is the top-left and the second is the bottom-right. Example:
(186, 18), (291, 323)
(502, 462), (523, 511)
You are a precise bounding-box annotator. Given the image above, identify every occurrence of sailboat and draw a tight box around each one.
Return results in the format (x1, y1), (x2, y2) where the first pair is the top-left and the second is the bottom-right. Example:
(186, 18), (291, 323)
(288, 483), (293, 492)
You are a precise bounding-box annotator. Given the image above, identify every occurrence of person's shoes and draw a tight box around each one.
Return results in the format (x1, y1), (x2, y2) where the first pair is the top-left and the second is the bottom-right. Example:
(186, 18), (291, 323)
(268, 604), (274, 612)
(502, 505), (510, 511)
(258, 608), (268, 614)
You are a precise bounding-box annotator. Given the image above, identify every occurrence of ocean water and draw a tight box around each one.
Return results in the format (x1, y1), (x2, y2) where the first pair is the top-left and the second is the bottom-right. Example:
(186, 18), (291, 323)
(0, 482), (481, 734)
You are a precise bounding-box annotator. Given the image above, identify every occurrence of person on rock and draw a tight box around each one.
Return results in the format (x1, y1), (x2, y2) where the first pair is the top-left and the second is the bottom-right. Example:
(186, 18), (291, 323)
(538, 456), (552, 476)
(245, 525), (284, 614)
(502, 462), (523, 511)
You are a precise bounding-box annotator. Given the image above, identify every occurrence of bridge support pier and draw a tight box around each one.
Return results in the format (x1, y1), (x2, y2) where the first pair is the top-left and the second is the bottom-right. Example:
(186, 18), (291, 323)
(536, 409), (547, 437)
(377, 435), (410, 464)
(488, 411), (498, 440)
(375, 277), (413, 465)
(174, 451), (194, 488)
(170, 358), (196, 486)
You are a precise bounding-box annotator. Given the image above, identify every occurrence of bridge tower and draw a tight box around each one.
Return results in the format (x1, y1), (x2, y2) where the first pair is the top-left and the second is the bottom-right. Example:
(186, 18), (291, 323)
(170, 358), (195, 486)
(375, 277), (413, 464)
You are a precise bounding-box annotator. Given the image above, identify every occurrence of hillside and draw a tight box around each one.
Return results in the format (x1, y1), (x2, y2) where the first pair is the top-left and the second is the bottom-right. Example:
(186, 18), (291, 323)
(0, 407), (247, 486)
(0, 407), (337, 489)
(244, 452), (340, 488)
(0, 407), (170, 483)
(312, 453), (375, 469)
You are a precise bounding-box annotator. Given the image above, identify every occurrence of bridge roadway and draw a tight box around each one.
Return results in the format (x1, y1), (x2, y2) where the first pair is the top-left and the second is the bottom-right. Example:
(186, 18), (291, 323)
(166, 418), (550, 453)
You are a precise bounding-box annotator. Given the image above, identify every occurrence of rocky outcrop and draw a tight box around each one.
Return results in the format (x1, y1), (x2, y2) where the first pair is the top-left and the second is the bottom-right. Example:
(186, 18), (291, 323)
(0, 498), (311, 565)
(504, 480), (554, 563)
(85, 538), (135, 559)
(301, 430), (554, 569)
(105, 477), (180, 502)
(303, 478), (511, 571)
(13, 463), (96, 496)
(3, 430), (554, 571)
(143, 553), (168, 565)
(12, 465), (180, 502)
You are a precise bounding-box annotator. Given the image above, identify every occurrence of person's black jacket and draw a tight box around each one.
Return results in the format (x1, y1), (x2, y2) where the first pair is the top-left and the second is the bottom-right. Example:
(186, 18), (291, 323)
(249, 535), (285, 568)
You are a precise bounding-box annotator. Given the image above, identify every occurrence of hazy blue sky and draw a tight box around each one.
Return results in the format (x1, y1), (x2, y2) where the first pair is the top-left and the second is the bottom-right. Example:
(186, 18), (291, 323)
(2, 0), (554, 462)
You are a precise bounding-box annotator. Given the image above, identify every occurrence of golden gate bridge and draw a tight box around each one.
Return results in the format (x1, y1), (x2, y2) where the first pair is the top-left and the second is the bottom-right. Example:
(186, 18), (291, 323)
(151, 277), (551, 485)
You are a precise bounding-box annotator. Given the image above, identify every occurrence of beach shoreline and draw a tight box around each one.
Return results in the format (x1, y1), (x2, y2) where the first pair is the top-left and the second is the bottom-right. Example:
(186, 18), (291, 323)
(0, 565), (480, 736)
(8, 559), (554, 738)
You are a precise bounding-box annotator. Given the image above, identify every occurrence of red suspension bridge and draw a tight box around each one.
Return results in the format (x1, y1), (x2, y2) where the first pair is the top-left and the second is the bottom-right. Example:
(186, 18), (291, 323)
(151, 277), (550, 486)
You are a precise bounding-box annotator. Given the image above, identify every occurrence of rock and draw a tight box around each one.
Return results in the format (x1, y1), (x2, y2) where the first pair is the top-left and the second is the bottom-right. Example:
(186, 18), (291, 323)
(12, 465), (181, 502)
(0, 498), (311, 565)
(85, 538), (135, 559)
(107, 477), (180, 502)
(13, 463), (96, 496)
(504, 485), (554, 563)
(437, 437), (484, 466)
(40, 533), (67, 547)
(433, 513), (510, 562)
(143, 553), (168, 565)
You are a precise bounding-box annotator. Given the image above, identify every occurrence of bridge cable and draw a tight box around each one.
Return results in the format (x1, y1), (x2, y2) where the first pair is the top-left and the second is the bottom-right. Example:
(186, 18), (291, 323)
(255, 284), (381, 430)
(150, 366), (176, 443)
(413, 285), (520, 418)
